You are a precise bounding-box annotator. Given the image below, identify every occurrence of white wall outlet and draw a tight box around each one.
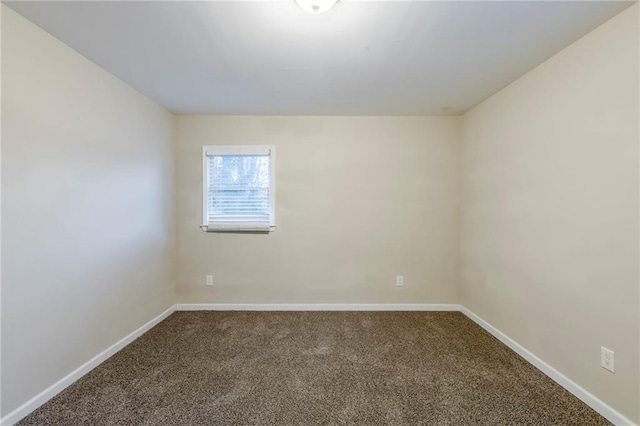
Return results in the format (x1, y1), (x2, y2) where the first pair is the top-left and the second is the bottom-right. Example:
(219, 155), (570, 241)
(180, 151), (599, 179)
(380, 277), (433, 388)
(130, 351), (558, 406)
(396, 275), (404, 287)
(205, 275), (214, 287)
(601, 346), (614, 373)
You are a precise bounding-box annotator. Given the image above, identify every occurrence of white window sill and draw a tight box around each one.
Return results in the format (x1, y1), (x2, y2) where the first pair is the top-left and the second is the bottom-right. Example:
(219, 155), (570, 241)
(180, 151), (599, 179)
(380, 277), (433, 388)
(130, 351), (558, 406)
(200, 224), (276, 233)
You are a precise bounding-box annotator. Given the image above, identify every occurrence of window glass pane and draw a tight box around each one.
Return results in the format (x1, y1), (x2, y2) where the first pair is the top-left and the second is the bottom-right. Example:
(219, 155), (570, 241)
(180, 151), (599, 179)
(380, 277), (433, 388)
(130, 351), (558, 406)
(207, 154), (270, 219)
(209, 155), (269, 189)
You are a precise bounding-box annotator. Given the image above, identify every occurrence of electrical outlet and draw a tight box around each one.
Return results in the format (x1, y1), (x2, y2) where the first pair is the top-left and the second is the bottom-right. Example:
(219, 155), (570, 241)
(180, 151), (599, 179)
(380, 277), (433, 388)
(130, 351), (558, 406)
(205, 275), (213, 287)
(396, 275), (404, 287)
(601, 347), (614, 373)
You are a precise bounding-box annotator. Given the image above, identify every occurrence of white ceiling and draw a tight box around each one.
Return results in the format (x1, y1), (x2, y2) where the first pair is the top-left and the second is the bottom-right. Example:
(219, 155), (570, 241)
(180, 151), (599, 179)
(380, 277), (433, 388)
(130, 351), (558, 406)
(5, 1), (635, 115)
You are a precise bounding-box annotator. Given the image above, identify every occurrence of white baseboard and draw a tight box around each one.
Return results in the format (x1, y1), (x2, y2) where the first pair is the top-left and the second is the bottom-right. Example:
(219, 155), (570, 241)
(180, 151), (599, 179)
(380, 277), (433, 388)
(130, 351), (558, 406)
(459, 306), (636, 426)
(176, 303), (461, 311)
(0, 305), (177, 426)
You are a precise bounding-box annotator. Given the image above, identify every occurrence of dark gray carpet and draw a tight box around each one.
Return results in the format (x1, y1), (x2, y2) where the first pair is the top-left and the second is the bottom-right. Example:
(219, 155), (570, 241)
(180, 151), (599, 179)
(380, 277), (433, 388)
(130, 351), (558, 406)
(19, 311), (609, 425)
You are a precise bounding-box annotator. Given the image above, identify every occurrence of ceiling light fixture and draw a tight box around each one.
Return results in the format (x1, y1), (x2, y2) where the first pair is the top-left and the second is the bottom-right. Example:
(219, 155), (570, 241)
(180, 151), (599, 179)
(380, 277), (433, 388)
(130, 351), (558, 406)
(294, 0), (339, 14)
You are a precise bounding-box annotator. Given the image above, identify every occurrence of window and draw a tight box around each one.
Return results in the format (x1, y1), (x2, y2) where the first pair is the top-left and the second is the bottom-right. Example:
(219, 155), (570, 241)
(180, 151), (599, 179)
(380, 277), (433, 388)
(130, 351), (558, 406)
(202, 145), (275, 232)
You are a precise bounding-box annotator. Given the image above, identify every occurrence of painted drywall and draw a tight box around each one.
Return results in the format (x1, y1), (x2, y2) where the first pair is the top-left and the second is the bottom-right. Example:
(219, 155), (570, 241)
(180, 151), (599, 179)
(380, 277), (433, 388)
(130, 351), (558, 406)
(176, 116), (460, 304)
(1, 5), (176, 416)
(460, 4), (639, 422)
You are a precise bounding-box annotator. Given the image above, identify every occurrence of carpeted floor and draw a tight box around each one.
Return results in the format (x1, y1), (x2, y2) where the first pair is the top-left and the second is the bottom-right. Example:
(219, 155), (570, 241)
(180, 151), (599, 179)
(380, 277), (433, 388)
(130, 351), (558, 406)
(19, 311), (609, 425)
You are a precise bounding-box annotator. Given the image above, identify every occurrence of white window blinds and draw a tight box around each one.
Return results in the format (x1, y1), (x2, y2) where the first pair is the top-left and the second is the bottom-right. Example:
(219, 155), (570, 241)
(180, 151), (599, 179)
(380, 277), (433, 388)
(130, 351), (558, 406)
(203, 146), (275, 232)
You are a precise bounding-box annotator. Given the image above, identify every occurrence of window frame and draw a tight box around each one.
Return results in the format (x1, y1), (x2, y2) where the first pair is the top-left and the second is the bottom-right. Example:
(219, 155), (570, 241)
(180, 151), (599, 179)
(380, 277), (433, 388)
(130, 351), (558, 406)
(201, 145), (276, 231)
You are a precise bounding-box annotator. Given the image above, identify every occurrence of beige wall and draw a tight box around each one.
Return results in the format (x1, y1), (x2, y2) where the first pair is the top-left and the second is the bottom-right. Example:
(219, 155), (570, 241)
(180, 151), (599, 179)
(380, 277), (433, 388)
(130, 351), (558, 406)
(460, 4), (639, 423)
(1, 6), (176, 416)
(176, 116), (460, 304)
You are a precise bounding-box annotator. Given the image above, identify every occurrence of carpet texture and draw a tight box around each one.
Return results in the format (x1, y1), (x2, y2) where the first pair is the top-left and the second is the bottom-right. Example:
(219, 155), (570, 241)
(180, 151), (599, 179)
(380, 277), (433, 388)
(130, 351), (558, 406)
(19, 311), (609, 425)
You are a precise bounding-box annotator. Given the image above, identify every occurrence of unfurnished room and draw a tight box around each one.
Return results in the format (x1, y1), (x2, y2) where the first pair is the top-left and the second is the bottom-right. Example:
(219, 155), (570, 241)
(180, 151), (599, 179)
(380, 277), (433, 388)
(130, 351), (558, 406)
(1, 0), (639, 425)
